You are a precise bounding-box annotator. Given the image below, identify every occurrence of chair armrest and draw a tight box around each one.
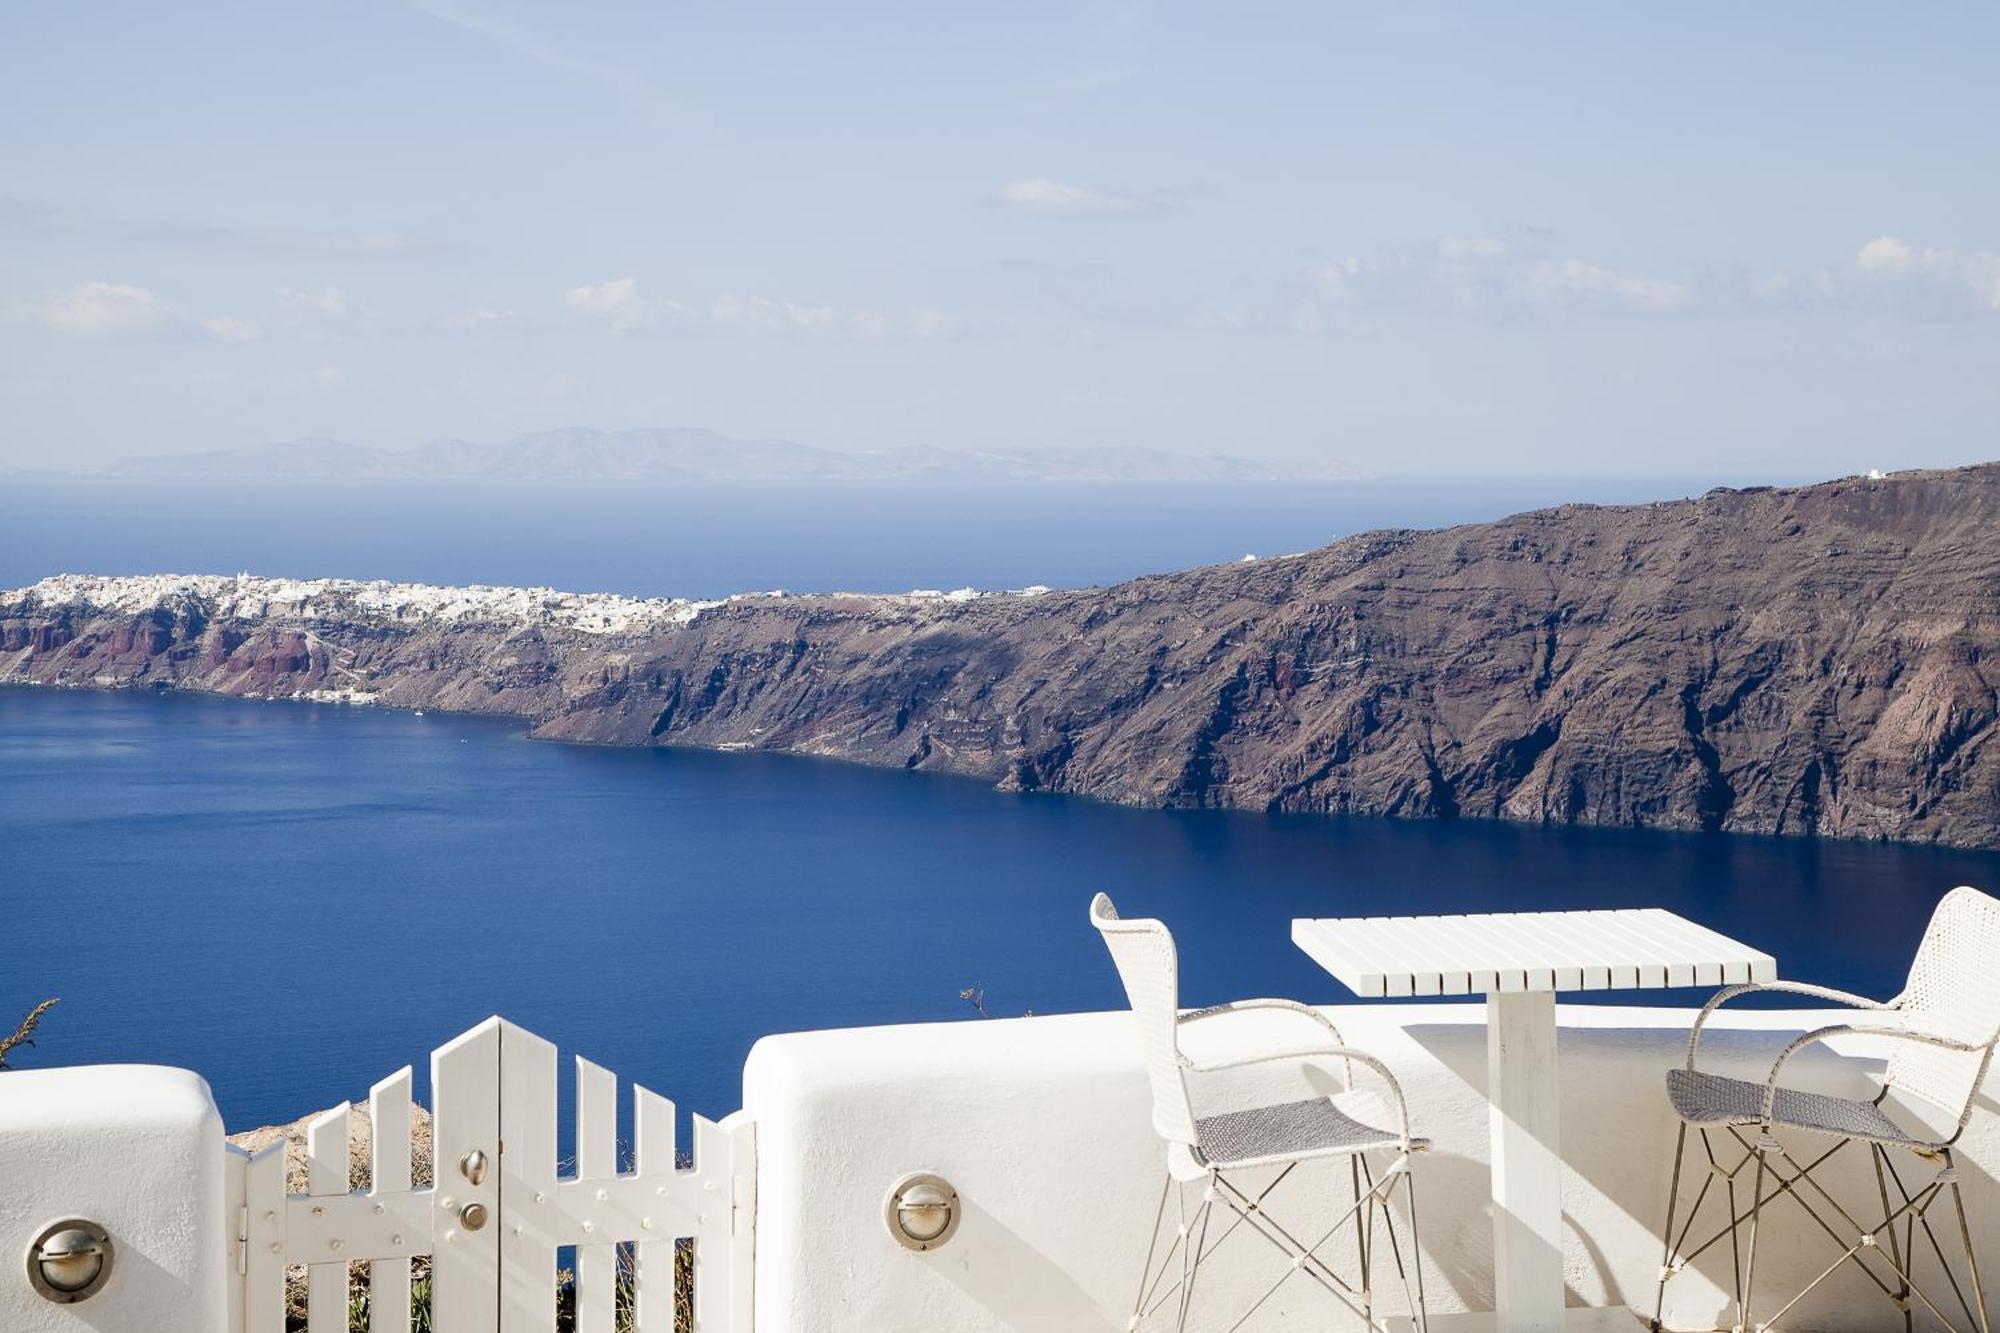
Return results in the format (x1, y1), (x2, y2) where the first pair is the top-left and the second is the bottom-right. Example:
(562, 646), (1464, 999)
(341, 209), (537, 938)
(1758, 1020), (1994, 1128)
(1179, 997), (1346, 1046)
(1189, 1042), (1415, 1151)
(1686, 981), (1896, 1069)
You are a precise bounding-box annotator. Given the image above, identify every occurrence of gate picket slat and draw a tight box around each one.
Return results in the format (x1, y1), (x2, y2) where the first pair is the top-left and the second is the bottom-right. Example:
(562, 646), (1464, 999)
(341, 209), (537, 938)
(500, 1023), (559, 1333)
(574, 1057), (618, 1333)
(692, 1114), (727, 1333)
(243, 1143), (289, 1333)
(723, 1114), (756, 1333)
(305, 1103), (351, 1333)
(632, 1085), (677, 1332)
(368, 1067), (415, 1333)
(433, 1018), (502, 1333)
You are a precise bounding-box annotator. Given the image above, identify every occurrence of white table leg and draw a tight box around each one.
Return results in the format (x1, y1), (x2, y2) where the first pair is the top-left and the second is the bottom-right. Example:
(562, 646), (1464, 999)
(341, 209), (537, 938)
(1488, 990), (1564, 1333)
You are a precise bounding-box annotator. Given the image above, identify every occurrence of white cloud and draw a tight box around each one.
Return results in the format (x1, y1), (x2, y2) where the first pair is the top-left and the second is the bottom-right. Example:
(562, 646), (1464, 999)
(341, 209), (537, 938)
(1746, 236), (2000, 317)
(1854, 235), (2000, 313)
(444, 305), (514, 331)
(199, 315), (264, 343)
(27, 282), (283, 343)
(564, 277), (685, 332)
(1436, 235), (1509, 262)
(40, 281), (179, 337)
(565, 276), (642, 317)
(565, 277), (954, 339)
(995, 177), (1156, 217)
(1855, 235), (1914, 276)
(1432, 237), (1694, 314)
(1520, 258), (1694, 315)
(1296, 231), (2000, 329)
(275, 285), (354, 322)
(708, 293), (957, 339)
(1311, 256), (1377, 304)
(907, 307), (959, 340)
(846, 309), (892, 340)
(710, 292), (841, 335)
(1297, 236), (1693, 327)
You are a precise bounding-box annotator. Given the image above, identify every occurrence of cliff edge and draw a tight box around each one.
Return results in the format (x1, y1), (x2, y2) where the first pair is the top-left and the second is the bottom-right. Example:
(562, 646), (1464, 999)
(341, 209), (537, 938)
(6, 465), (1997, 848)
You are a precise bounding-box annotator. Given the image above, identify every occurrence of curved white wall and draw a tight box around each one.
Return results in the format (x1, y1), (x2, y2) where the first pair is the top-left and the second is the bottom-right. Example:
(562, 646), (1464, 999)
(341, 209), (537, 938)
(744, 1004), (1999, 1332)
(0, 1065), (228, 1333)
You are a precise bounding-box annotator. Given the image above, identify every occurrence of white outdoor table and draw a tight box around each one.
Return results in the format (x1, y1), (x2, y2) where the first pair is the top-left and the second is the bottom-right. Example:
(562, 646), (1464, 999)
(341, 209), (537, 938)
(1292, 908), (1776, 1333)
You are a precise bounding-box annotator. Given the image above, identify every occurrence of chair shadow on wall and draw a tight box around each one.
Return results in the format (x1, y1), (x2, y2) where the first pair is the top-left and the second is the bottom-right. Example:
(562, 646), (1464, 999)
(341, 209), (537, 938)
(931, 1192), (1126, 1333)
(1403, 1017), (1999, 1326)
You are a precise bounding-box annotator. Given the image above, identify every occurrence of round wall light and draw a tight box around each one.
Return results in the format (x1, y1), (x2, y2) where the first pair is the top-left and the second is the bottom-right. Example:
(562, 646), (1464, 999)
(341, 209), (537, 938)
(26, 1219), (114, 1303)
(883, 1172), (960, 1252)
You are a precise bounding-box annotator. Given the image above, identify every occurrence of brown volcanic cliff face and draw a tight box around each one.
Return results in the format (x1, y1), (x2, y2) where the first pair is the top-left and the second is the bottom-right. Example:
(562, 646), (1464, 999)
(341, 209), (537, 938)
(5, 465), (1999, 847)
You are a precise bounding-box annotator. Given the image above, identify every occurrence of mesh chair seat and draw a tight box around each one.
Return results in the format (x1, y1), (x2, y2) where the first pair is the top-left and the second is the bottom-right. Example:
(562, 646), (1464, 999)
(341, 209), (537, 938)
(1195, 1094), (1428, 1168)
(1665, 1067), (1931, 1147)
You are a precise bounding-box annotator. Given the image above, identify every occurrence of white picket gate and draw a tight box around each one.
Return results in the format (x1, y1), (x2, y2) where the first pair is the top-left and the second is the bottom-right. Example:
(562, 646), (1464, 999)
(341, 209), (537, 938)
(222, 1018), (755, 1333)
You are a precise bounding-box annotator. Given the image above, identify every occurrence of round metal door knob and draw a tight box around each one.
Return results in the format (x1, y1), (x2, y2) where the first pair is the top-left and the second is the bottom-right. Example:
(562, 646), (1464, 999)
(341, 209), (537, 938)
(884, 1172), (960, 1252)
(25, 1219), (114, 1303)
(458, 1202), (489, 1232)
(458, 1149), (488, 1185)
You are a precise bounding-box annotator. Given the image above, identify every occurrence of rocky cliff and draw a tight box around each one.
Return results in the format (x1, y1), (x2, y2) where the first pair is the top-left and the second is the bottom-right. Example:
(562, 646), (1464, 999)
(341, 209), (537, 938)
(6, 464), (1998, 847)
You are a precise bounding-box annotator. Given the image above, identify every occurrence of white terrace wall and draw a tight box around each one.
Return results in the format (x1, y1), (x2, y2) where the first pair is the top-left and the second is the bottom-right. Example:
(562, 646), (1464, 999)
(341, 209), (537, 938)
(744, 1003), (2000, 1333)
(0, 1065), (228, 1333)
(1, 1009), (1993, 1332)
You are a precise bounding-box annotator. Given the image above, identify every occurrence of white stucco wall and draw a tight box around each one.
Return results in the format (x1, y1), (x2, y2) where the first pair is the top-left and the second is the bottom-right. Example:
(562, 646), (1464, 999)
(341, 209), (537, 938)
(0, 1065), (228, 1333)
(743, 1003), (1999, 1333)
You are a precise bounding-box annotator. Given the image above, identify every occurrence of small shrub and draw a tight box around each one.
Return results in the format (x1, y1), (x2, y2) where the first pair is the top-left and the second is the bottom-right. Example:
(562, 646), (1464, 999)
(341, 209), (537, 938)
(0, 997), (57, 1071)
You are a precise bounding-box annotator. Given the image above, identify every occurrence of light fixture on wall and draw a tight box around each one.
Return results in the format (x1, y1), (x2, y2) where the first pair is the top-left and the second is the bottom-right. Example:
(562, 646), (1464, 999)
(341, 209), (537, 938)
(25, 1218), (114, 1303)
(883, 1172), (960, 1252)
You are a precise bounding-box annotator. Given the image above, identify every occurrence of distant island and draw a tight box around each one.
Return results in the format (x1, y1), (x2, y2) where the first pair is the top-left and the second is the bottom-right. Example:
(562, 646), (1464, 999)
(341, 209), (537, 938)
(95, 428), (1366, 484)
(5, 464), (1996, 849)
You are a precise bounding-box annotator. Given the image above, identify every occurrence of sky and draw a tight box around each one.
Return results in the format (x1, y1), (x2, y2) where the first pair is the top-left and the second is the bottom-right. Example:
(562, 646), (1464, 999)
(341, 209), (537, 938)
(3, 1), (1998, 478)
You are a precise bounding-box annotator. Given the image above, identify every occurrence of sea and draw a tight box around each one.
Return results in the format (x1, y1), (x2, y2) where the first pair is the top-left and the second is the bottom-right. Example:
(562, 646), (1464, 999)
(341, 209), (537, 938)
(4, 475), (1996, 1131)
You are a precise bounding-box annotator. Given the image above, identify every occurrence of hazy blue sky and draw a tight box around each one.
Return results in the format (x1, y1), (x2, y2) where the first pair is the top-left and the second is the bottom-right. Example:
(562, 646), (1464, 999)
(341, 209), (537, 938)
(4, 2), (1997, 477)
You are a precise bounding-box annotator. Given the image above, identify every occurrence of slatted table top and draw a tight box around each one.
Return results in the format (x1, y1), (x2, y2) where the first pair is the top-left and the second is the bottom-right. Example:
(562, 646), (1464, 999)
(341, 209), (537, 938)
(1291, 907), (1777, 998)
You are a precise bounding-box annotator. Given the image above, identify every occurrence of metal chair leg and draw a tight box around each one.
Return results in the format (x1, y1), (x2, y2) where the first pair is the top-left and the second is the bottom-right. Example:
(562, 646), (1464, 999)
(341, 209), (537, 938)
(1739, 1139), (1772, 1333)
(1946, 1150), (1991, 1333)
(1872, 1145), (1914, 1333)
(1362, 1167), (1378, 1328)
(1720, 1133), (1744, 1318)
(1655, 1122), (1690, 1331)
(1405, 1165), (1428, 1333)
(1130, 1172), (1173, 1331)
(1177, 1181), (1215, 1333)
(1351, 1156), (1372, 1326)
(1362, 1153), (1425, 1333)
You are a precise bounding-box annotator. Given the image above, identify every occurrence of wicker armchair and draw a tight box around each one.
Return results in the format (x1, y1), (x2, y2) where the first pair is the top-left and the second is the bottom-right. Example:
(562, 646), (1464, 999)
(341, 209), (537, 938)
(1653, 885), (1999, 1333)
(1091, 892), (1427, 1332)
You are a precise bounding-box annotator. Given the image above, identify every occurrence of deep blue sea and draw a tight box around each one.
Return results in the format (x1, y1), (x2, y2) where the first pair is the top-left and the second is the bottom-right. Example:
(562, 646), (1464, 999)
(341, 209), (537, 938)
(6, 690), (1998, 1132)
(5, 476), (1995, 1132)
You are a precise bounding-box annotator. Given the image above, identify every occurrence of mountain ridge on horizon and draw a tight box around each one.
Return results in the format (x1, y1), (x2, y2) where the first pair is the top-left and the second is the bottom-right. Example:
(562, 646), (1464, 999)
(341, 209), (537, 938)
(96, 428), (1367, 484)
